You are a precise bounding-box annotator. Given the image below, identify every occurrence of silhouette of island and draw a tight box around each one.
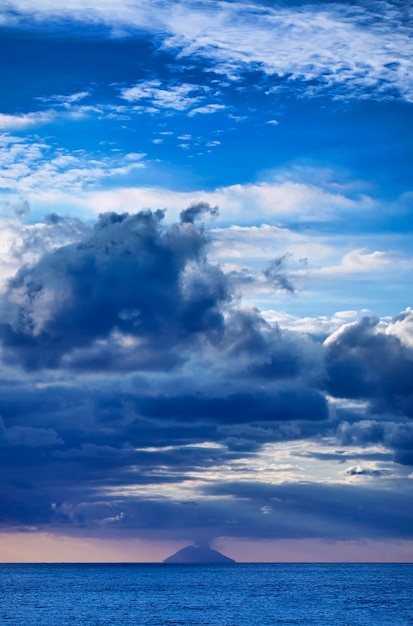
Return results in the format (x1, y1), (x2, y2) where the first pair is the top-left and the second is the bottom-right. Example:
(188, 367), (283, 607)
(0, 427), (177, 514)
(163, 543), (236, 564)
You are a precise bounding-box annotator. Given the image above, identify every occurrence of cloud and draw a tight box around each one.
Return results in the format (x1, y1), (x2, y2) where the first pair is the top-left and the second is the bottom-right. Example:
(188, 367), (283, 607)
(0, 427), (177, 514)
(31, 178), (369, 226)
(0, 101), (129, 131)
(0, 416), (63, 447)
(386, 307), (413, 349)
(3, 1), (413, 101)
(121, 80), (208, 111)
(0, 97), (112, 131)
(199, 479), (413, 540)
(0, 212), (88, 289)
(344, 464), (385, 478)
(263, 256), (295, 294)
(324, 313), (413, 417)
(188, 104), (227, 116)
(337, 420), (413, 468)
(0, 111), (56, 130)
(135, 388), (328, 425)
(180, 201), (218, 224)
(37, 91), (91, 107)
(1, 1), (413, 549)
(261, 310), (368, 340)
(0, 134), (146, 194)
(0, 210), (412, 542)
(162, 1), (413, 101)
(0, 208), (234, 370)
(305, 248), (405, 278)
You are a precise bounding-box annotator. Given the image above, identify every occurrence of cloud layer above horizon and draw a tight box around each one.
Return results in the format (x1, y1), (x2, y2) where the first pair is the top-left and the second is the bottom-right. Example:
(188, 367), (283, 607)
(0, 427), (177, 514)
(0, 0), (412, 555)
(0, 207), (412, 545)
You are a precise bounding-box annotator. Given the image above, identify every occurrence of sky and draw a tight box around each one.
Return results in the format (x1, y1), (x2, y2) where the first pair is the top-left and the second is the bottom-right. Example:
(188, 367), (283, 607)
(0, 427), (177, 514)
(0, 0), (413, 563)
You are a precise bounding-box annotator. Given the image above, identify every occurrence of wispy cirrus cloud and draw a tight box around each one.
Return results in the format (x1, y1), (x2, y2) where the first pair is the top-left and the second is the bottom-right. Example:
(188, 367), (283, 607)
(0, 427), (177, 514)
(37, 90), (91, 107)
(2, 0), (413, 101)
(0, 90), (96, 130)
(0, 103), (127, 131)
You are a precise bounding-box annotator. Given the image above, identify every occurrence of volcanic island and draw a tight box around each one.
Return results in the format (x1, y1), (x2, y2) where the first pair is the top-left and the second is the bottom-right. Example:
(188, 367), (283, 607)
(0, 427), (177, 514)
(163, 544), (236, 564)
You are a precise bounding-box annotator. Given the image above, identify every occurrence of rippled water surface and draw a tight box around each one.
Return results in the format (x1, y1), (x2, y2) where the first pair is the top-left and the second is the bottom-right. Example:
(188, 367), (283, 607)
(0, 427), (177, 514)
(1, 563), (412, 625)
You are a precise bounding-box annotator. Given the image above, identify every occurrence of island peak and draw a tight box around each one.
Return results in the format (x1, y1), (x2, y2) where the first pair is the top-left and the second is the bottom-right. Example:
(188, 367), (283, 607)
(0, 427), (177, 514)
(163, 544), (235, 564)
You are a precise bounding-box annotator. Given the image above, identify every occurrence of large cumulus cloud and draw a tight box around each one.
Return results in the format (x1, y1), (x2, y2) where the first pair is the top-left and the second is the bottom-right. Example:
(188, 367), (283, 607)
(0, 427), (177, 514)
(323, 312), (413, 469)
(0, 208), (231, 370)
(0, 208), (412, 544)
(324, 314), (413, 416)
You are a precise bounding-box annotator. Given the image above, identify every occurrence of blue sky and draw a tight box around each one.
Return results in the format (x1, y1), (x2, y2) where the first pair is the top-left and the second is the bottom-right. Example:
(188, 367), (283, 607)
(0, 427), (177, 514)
(1, 0), (413, 562)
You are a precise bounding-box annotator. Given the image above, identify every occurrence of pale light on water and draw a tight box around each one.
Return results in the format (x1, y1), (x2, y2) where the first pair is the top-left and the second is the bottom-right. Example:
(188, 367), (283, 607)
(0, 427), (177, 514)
(1, 563), (412, 625)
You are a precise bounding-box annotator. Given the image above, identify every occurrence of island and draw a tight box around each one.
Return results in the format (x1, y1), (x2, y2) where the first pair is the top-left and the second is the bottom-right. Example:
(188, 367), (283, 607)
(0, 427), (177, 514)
(163, 543), (236, 564)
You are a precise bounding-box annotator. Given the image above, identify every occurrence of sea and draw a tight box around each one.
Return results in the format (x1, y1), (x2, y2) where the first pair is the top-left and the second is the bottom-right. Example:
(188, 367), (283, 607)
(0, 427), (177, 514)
(1, 563), (412, 625)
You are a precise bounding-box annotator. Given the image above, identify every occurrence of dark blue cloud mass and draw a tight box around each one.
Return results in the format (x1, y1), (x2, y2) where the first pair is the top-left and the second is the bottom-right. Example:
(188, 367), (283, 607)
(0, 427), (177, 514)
(0, 209), (412, 544)
(0, 207), (230, 370)
(324, 315), (413, 417)
(0, 0), (412, 555)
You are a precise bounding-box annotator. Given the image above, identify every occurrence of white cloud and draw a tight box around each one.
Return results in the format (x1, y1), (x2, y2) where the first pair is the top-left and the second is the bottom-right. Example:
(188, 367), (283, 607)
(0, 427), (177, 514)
(0, 102), (126, 131)
(305, 248), (409, 278)
(385, 308), (413, 350)
(188, 104), (227, 116)
(124, 152), (146, 161)
(0, 140), (371, 223)
(0, 213), (88, 289)
(55, 180), (367, 225)
(37, 90), (91, 107)
(4, 0), (413, 101)
(209, 225), (334, 285)
(0, 110), (56, 130)
(161, 2), (413, 101)
(261, 309), (371, 337)
(208, 223), (413, 315)
(0, 134), (146, 194)
(121, 80), (207, 111)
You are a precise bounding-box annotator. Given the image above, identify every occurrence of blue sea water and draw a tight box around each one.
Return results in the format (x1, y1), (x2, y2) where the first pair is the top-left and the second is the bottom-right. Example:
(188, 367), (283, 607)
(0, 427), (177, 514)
(0, 563), (412, 625)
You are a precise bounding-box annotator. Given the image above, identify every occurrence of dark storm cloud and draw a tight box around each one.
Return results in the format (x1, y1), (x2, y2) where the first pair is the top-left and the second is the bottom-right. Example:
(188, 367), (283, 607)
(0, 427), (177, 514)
(5, 478), (411, 542)
(136, 388), (328, 424)
(321, 313), (413, 466)
(337, 419), (413, 467)
(0, 202), (328, 536)
(0, 416), (62, 448)
(1, 210), (413, 541)
(200, 480), (413, 540)
(325, 314), (413, 416)
(296, 449), (394, 464)
(0, 208), (230, 370)
(0, 376), (327, 523)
